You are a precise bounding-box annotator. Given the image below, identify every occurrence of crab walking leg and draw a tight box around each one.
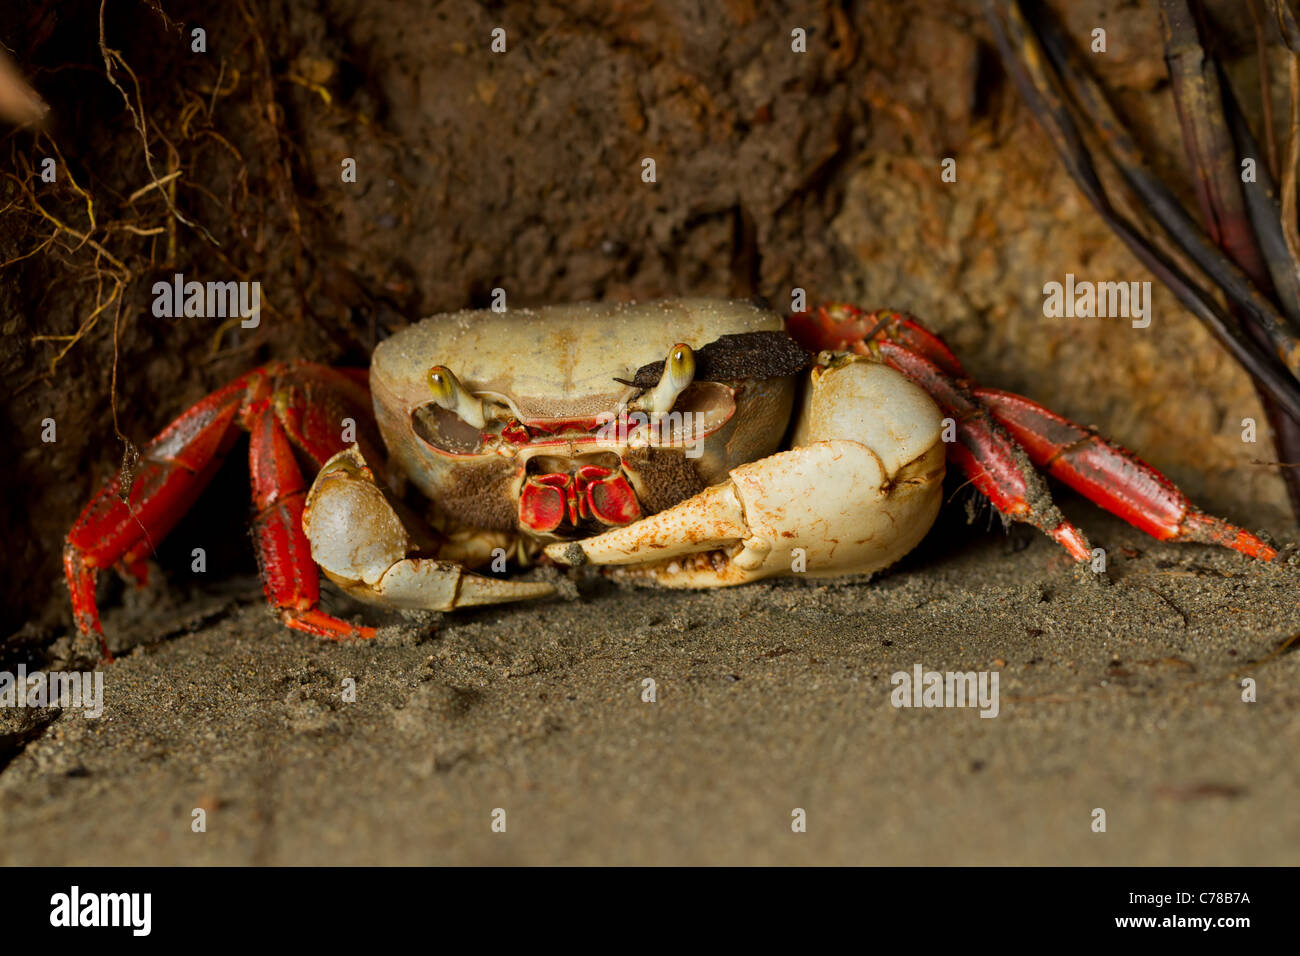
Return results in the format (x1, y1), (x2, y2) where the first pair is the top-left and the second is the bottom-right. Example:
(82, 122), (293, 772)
(246, 398), (378, 640)
(303, 447), (556, 610)
(65, 361), (391, 653)
(545, 358), (946, 585)
(64, 377), (249, 658)
(268, 363), (384, 467)
(875, 341), (1093, 561)
(789, 304), (1090, 560)
(975, 388), (1276, 560)
(789, 305), (967, 377)
(794, 303), (1276, 561)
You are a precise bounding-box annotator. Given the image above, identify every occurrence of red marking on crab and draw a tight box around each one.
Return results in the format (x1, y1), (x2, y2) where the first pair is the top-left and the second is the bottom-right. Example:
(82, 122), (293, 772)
(503, 417), (613, 445)
(527, 417), (604, 434)
(575, 465), (642, 526)
(500, 420), (533, 444)
(64, 362), (380, 660)
(790, 303), (1274, 563)
(976, 388), (1277, 560)
(519, 467), (642, 533)
(520, 474), (571, 532)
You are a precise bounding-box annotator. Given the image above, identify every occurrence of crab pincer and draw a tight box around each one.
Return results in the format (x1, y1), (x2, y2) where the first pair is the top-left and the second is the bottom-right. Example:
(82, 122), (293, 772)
(790, 303), (1275, 563)
(302, 446), (555, 611)
(546, 355), (947, 584)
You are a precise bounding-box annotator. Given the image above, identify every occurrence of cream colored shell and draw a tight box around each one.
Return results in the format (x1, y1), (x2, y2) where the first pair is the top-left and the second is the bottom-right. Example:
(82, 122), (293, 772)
(371, 297), (783, 422)
(302, 300), (948, 610)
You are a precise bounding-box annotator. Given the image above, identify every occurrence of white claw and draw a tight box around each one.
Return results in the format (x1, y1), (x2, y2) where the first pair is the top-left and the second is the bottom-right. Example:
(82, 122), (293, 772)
(546, 481), (748, 567)
(304, 446), (554, 611)
(354, 558), (554, 611)
(454, 573), (556, 608)
(546, 359), (946, 586)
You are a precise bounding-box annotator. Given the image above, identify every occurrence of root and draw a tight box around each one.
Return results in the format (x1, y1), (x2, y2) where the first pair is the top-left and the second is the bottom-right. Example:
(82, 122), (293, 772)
(4, 0), (308, 402)
(3, 0), (381, 439)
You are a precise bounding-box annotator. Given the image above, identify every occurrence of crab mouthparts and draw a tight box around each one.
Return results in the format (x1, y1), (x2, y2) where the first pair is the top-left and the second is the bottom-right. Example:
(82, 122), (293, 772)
(518, 465), (641, 534)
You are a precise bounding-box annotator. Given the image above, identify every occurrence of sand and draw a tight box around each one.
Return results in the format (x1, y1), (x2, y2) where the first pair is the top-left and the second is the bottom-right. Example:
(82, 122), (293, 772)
(2, 502), (1298, 866)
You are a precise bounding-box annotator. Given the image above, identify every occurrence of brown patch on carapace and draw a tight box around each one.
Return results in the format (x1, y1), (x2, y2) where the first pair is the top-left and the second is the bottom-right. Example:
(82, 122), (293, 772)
(622, 447), (709, 515)
(433, 459), (519, 532)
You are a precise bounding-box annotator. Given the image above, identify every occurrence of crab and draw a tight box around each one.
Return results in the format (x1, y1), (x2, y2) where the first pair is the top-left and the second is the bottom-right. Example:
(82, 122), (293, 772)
(65, 298), (1275, 658)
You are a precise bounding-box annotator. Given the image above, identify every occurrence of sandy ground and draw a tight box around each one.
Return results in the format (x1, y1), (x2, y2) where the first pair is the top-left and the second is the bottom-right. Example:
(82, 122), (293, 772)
(2, 500), (1298, 866)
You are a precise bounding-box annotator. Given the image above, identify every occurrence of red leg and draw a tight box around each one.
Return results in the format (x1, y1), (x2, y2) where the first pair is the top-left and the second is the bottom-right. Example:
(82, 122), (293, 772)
(976, 388), (1276, 560)
(790, 306), (967, 378)
(66, 362), (380, 656)
(64, 375), (250, 658)
(791, 303), (1276, 562)
(245, 387), (376, 641)
(874, 339), (1092, 560)
(271, 364), (381, 465)
(793, 304), (1091, 560)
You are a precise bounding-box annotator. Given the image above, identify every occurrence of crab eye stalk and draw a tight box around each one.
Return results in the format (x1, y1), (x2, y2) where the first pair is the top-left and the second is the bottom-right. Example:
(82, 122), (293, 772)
(426, 365), (487, 429)
(645, 343), (694, 415)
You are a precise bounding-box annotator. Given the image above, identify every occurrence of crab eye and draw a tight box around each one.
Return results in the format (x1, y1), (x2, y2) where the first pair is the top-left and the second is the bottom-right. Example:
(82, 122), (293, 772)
(668, 344), (693, 377)
(426, 366), (455, 402)
(425, 364), (486, 429)
(646, 343), (695, 414)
